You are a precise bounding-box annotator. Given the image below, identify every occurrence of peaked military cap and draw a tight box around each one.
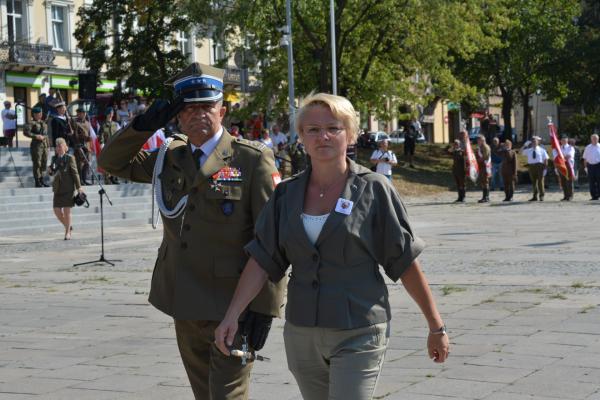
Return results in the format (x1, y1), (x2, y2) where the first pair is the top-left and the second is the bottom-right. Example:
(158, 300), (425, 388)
(166, 62), (225, 103)
(32, 106), (42, 114)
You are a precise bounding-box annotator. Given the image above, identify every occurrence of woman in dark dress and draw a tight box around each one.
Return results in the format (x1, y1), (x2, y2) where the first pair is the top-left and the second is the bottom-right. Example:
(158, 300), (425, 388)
(48, 138), (83, 240)
(500, 139), (517, 201)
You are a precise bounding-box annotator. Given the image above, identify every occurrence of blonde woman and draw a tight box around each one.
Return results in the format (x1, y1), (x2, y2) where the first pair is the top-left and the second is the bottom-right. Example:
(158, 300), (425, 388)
(48, 138), (83, 240)
(215, 93), (448, 400)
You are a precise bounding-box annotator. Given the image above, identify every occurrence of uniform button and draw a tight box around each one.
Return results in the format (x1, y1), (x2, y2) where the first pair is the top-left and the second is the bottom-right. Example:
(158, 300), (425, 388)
(183, 224), (191, 231)
(190, 187), (198, 194)
(312, 254), (319, 262)
(188, 203), (196, 211)
(181, 242), (188, 249)
(312, 280), (319, 289)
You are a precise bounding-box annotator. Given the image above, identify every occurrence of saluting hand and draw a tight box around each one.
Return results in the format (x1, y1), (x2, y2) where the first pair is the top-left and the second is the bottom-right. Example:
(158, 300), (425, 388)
(214, 316), (239, 356)
(428, 332), (450, 363)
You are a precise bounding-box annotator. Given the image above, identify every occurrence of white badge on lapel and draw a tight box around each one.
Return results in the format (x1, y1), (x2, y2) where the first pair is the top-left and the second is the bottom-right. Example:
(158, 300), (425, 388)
(335, 198), (354, 215)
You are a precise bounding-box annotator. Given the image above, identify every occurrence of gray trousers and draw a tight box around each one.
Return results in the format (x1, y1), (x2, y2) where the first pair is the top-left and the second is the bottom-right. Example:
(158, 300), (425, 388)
(284, 321), (389, 400)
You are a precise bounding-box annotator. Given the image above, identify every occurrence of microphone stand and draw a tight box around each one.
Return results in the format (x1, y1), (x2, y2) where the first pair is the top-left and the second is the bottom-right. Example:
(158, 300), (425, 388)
(73, 146), (121, 267)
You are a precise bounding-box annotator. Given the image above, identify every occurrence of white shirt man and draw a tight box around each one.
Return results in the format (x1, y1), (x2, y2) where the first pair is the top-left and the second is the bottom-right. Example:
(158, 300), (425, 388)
(1, 104), (17, 131)
(583, 135), (600, 165)
(271, 125), (288, 147)
(583, 134), (600, 200)
(370, 140), (398, 179)
(521, 140), (549, 164)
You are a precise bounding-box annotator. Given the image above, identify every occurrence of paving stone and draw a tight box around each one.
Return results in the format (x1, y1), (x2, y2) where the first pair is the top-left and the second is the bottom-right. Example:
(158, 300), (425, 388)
(71, 373), (161, 393)
(404, 377), (506, 399)
(0, 376), (82, 395)
(439, 364), (534, 384)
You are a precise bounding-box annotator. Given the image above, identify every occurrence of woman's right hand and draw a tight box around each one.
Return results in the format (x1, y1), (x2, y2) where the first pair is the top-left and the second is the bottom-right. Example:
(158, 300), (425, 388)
(214, 316), (239, 356)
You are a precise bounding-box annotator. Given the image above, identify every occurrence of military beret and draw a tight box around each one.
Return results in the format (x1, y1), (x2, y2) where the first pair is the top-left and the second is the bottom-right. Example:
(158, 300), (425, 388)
(32, 106), (42, 114)
(76, 108), (85, 113)
(105, 107), (114, 115)
(166, 62), (225, 103)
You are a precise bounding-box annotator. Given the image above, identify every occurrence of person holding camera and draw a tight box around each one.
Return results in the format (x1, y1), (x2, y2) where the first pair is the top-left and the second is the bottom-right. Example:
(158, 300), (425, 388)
(98, 63), (286, 400)
(215, 93), (449, 400)
(370, 139), (398, 181)
(48, 138), (83, 240)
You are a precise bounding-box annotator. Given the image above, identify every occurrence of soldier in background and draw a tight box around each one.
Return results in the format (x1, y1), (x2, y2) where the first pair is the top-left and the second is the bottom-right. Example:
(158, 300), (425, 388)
(289, 141), (308, 175)
(99, 107), (121, 184)
(499, 140), (517, 201)
(476, 134), (491, 203)
(275, 142), (292, 179)
(23, 106), (49, 187)
(72, 108), (92, 185)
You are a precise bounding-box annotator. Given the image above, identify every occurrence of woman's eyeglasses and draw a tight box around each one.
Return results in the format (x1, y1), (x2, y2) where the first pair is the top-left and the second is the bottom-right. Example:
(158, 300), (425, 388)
(304, 126), (345, 137)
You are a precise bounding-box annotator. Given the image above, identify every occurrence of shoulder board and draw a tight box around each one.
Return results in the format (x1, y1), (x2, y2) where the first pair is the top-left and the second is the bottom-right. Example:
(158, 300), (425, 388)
(234, 137), (267, 152)
(167, 133), (188, 148)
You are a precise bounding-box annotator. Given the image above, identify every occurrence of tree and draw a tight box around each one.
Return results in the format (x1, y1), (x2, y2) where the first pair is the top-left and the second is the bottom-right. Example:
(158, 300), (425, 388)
(454, 0), (580, 142)
(74, 0), (194, 98)
(188, 0), (501, 123)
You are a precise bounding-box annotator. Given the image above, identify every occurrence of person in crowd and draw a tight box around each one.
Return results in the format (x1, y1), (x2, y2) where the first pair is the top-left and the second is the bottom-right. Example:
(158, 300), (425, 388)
(448, 136), (466, 202)
(370, 138), (398, 181)
(275, 142), (292, 179)
(404, 125), (417, 168)
(99, 107), (121, 184)
(33, 94), (49, 121)
(554, 135), (575, 201)
(229, 125), (240, 138)
(569, 138), (581, 189)
(48, 138), (83, 240)
(289, 140), (308, 175)
(45, 88), (58, 117)
(259, 128), (274, 149)
(49, 100), (71, 148)
(583, 133), (600, 200)
(116, 99), (132, 127)
(215, 92), (449, 400)
(490, 137), (504, 191)
(136, 97), (147, 115)
(499, 139), (517, 201)
(23, 107), (49, 187)
(1, 101), (17, 148)
(73, 108), (92, 185)
(98, 62), (286, 400)
(521, 136), (549, 201)
(271, 124), (288, 148)
(476, 135), (491, 203)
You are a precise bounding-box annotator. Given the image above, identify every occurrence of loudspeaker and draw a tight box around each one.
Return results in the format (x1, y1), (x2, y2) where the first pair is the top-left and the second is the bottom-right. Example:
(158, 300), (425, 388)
(78, 73), (97, 100)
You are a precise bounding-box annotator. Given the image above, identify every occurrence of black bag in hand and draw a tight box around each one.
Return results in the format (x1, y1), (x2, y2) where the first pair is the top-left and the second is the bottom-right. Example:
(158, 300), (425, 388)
(73, 191), (89, 208)
(240, 311), (273, 351)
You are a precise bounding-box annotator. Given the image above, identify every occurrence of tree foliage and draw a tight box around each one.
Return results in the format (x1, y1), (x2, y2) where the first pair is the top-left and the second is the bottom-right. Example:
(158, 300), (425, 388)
(188, 0), (501, 121)
(74, 0), (194, 98)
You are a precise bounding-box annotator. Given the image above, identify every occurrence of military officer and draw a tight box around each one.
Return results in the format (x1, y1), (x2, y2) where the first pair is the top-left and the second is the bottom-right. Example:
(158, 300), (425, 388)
(73, 108), (92, 185)
(99, 107), (121, 184)
(448, 137), (466, 202)
(98, 63), (286, 400)
(23, 106), (49, 187)
(476, 134), (491, 203)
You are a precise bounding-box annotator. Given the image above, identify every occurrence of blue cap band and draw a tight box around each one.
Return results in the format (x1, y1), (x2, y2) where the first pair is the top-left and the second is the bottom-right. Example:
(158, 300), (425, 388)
(174, 75), (223, 95)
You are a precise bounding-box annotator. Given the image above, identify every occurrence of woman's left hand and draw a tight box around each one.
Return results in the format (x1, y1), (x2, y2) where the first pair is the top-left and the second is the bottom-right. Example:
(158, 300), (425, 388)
(78, 187), (84, 193)
(428, 332), (450, 363)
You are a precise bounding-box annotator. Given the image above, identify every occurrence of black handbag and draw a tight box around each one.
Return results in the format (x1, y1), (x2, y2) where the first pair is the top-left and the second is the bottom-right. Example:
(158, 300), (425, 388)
(73, 191), (89, 208)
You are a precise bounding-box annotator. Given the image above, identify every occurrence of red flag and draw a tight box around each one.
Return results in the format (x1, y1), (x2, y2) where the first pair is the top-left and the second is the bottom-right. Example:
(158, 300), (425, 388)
(463, 133), (479, 183)
(548, 120), (574, 179)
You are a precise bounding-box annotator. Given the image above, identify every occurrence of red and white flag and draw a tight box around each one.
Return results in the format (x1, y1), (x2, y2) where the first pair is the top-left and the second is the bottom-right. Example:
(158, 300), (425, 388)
(143, 129), (166, 151)
(548, 118), (574, 179)
(463, 135), (479, 183)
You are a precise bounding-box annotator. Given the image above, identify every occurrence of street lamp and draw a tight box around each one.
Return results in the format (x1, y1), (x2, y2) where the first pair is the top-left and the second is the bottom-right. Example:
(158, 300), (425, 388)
(280, 0), (296, 140)
(330, 0), (337, 95)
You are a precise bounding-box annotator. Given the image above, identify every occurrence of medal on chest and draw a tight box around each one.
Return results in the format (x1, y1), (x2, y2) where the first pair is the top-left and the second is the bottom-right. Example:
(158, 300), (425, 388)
(210, 166), (242, 193)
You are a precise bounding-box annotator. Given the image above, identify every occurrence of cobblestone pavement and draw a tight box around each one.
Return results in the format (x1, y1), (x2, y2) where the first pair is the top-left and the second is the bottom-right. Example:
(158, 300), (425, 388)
(1, 188), (599, 399)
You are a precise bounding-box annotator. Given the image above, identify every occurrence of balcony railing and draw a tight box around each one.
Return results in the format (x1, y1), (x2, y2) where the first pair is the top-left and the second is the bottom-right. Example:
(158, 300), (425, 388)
(0, 42), (56, 67)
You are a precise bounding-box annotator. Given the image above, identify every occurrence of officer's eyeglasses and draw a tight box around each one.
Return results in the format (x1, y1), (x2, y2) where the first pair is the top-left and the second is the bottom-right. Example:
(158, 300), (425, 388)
(304, 126), (345, 137)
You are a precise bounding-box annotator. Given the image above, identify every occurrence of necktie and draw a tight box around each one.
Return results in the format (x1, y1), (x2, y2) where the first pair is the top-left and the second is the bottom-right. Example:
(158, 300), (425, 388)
(192, 148), (203, 169)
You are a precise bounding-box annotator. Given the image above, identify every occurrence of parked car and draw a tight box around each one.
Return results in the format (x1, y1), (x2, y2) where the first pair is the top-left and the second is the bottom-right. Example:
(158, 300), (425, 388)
(367, 132), (390, 148)
(357, 131), (371, 148)
(389, 130), (405, 144)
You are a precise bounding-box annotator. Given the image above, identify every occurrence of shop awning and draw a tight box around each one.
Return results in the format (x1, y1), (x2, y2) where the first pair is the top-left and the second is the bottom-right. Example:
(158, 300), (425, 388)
(5, 72), (44, 88)
(97, 80), (117, 93)
(51, 74), (78, 89)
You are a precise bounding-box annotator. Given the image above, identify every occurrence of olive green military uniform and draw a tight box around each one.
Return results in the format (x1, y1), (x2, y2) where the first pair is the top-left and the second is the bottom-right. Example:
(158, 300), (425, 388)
(73, 119), (91, 182)
(500, 149), (517, 200)
(476, 143), (491, 189)
(50, 153), (81, 208)
(98, 124), (286, 400)
(23, 120), (49, 184)
(449, 146), (466, 201)
(289, 142), (308, 175)
(99, 120), (120, 146)
(276, 148), (292, 179)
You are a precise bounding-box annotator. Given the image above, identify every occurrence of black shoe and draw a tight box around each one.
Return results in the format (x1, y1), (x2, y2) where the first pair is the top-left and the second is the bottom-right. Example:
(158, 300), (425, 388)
(502, 197), (510, 202)
(528, 197), (537, 202)
(539, 197), (544, 202)
(591, 197), (599, 201)
(478, 198), (489, 203)
(41, 180), (49, 187)
(560, 197), (568, 201)
(35, 181), (42, 188)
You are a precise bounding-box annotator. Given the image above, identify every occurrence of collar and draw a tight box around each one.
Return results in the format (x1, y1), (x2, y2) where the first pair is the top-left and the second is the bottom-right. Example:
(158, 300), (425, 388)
(190, 127), (223, 156)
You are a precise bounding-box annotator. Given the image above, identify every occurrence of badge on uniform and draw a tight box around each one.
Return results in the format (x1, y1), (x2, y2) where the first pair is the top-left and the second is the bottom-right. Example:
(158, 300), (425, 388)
(221, 200), (234, 216)
(210, 166), (242, 193)
(335, 198), (354, 215)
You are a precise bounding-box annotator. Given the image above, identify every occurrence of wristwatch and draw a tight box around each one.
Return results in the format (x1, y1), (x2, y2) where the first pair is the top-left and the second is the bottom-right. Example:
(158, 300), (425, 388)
(430, 325), (447, 335)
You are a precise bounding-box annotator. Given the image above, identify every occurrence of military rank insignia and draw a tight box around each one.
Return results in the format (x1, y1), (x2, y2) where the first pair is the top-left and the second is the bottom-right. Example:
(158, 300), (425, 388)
(210, 167), (242, 193)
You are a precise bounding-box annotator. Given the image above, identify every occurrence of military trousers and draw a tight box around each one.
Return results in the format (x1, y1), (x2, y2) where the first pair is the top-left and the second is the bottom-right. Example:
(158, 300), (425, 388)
(30, 143), (48, 180)
(284, 321), (389, 400)
(174, 319), (253, 400)
(501, 172), (515, 199)
(559, 174), (574, 199)
(528, 163), (545, 198)
(453, 172), (465, 190)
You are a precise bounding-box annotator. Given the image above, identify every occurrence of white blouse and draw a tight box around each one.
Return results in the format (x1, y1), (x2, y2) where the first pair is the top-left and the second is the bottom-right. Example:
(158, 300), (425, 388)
(301, 213), (329, 245)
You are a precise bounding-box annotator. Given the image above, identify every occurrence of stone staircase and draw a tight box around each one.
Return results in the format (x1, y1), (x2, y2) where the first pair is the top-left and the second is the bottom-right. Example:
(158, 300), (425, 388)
(0, 148), (155, 235)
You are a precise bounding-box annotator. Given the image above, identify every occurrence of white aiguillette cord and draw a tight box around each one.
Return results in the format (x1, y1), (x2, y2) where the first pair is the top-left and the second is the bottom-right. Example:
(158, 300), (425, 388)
(151, 137), (188, 229)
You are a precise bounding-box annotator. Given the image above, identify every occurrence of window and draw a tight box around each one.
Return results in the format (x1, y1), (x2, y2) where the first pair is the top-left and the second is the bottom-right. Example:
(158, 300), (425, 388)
(7, 0), (24, 42)
(51, 5), (67, 51)
(177, 31), (192, 61)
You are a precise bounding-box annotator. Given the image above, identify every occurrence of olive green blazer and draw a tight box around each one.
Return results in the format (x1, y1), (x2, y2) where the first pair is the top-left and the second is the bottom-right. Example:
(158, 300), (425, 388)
(246, 159), (425, 329)
(51, 154), (80, 194)
(98, 124), (286, 320)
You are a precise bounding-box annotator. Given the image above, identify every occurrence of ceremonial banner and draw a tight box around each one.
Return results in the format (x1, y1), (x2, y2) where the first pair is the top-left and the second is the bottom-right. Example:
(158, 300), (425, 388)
(548, 119), (574, 179)
(143, 129), (166, 151)
(464, 141), (479, 183)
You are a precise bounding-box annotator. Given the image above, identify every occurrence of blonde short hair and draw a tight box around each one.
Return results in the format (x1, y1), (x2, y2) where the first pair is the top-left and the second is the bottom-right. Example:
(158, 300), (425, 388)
(55, 138), (67, 147)
(295, 93), (359, 143)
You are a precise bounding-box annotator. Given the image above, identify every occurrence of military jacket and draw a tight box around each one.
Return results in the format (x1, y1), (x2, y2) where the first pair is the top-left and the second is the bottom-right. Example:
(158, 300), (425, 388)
(50, 154), (81, 194)
(73, 119), (91, 150)
(451, 148), (465, 175)
(24, 120), (48, 147)
(100, 121), (120, 145)
(98, 124), (286, 320)
(246, 159), (425, 329)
